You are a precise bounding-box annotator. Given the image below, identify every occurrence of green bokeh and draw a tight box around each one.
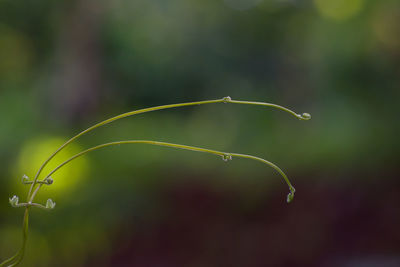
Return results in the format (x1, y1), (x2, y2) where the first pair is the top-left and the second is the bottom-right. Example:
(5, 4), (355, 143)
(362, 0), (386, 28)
(0, 0), (399, 266)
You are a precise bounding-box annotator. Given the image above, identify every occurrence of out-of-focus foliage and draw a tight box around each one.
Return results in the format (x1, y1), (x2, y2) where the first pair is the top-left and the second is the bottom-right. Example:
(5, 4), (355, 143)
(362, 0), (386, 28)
(0, 0), (399, 266)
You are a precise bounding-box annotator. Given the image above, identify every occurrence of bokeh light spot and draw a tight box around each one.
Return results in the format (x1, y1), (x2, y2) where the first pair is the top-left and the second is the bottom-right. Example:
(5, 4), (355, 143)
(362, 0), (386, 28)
(15, 137), (89, 195)
(314, 0), (364, 21)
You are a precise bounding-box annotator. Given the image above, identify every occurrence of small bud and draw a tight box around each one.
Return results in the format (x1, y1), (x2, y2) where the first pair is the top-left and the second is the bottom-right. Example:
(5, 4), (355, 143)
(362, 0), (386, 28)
(46, 199), (56, 209)
(9, 195), (19, 207)
(45, 177), (54, 185)
(286, 193), (294, 203)
(286, 187), (295, 203)
(301, 113), (311, 120)
(22, 174), (30, 184)
(222, 96), (231, 103)
(222, 153), (232, 162)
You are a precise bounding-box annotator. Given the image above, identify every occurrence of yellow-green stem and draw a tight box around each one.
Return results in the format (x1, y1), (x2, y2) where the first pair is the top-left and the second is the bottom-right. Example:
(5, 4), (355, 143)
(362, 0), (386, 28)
(29, 140), (294, 204)
(27, 97), (309, 199)
(3, 97), (309, 266)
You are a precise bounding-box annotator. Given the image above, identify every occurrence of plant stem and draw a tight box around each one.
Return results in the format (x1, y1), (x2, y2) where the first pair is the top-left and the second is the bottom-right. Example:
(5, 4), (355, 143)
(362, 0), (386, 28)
(27, 98), (221, 196)
(2, 97), (309, 266)
(29, 140), (294, 203)
(27, 97), (308, 197)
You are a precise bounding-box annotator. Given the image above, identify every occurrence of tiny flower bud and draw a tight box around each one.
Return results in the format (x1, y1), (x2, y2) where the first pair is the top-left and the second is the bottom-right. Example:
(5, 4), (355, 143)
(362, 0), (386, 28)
(45, 177), (54, 185)
(222, 96), (231, 103)
(222, 153), (232, 162)
(286, 192), (294, 203)
(286, 187), (296, 203)
(9, 195), (19, 207)
(22, 174), (30, 184)
(301, 113), (311, 120)
(46, 199), (56, 209)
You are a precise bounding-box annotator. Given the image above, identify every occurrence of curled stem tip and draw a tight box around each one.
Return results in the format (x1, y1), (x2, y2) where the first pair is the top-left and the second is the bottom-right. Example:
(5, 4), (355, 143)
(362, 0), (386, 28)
(9, 195), (19, 207)
(22, 177), (53, 185)
(286, 187), (296, 203)
(8, 195), (55, 210)
(298, 112), (311, 120)
(45, 199), (56, 209)
(44, 176), (54, 185)
(21, 175), (29, 184)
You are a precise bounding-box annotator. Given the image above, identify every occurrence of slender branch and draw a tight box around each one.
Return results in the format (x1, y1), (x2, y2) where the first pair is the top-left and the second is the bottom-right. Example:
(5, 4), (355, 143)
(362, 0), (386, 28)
(230, 153), (296, 202)
(28, 98), (222, 195)
(28, 97), (309, 195)
(0, 251), (19, 267)
(28, 140), (295, 203)
(2, 97), (310, 266)
(229, 99), (311, 121)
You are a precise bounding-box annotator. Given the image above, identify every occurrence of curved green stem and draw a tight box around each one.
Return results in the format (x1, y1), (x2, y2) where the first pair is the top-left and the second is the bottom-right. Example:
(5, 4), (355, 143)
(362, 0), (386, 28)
(28, 97), (309, 195)
(229, 99), (311, 121)
(230, 153), (296, 202)
(3, 97), (309, 266)
(29, 140), (295, 203)
(27, 98), (221, 198)
(0, 251), (19, 267)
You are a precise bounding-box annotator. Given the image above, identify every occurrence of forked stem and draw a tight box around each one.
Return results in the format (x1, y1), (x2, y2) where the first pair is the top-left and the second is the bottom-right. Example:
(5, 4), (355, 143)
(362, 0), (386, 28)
(2, 97), (309, 266)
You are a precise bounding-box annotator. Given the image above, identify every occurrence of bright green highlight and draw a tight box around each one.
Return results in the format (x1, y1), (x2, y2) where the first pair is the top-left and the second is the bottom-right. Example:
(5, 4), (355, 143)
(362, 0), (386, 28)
(15, 137), (88, 195)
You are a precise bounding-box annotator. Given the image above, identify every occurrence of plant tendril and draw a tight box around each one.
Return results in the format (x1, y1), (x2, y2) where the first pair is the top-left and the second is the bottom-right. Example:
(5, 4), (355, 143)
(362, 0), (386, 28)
(1, 97), (310, 266)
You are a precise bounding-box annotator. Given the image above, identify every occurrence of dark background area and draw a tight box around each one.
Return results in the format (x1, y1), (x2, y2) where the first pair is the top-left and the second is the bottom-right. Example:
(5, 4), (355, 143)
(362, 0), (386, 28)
(0, 0), (399, 266)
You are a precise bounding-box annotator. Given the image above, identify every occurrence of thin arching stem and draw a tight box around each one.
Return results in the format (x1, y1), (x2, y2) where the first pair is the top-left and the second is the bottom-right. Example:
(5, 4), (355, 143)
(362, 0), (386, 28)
(230, 153), (295, 191)
(29, 140), (295, 203)
(3, 97), (309, 266)
(0, 248), (19, 266)
(27, 96), (310, 197)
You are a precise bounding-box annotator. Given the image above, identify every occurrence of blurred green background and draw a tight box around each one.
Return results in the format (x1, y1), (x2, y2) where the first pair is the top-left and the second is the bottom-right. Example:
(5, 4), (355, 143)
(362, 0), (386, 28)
(1, 0), (399, 266)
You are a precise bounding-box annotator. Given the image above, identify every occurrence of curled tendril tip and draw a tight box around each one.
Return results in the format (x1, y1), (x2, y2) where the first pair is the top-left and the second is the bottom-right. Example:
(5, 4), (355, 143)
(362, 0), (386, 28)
(45, 199), (56, 209)
(286, 187), (296, 203)
(9, 195), (19, 207)
(21, 174), (29, 184)
(298, 112), (311, 120)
